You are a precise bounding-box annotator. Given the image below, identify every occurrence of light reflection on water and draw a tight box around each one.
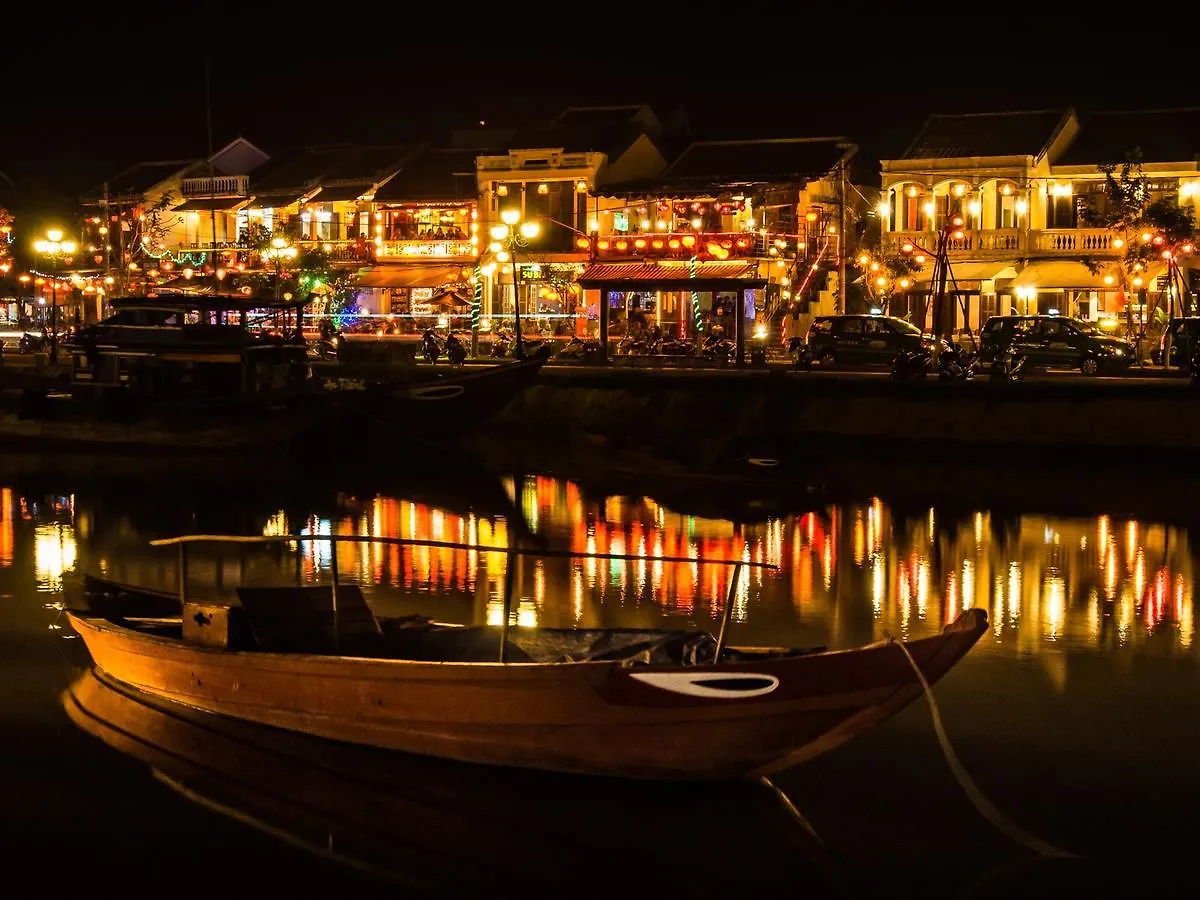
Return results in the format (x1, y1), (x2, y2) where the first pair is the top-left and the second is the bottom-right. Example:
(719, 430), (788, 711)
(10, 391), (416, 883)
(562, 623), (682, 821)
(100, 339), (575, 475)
(3, 475), (1196, 659)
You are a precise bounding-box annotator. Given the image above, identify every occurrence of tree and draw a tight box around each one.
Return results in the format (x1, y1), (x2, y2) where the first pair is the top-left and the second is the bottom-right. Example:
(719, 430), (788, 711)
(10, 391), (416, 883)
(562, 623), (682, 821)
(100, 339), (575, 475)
(0, 206), (13, 284)
(1085, 149), (1200, 356)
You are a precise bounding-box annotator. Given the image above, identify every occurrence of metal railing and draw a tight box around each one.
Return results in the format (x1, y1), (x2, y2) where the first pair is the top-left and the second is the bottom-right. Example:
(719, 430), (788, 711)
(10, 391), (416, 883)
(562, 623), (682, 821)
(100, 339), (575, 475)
(148, 533), (777, 662)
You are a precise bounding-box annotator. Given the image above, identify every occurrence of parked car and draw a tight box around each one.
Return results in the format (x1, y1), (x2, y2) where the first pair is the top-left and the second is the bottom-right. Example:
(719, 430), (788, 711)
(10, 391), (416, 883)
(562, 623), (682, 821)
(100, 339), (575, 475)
(806, 314), (928, 367)
(1152, 317), (1200, 367)
(979, 315), (1134, 375)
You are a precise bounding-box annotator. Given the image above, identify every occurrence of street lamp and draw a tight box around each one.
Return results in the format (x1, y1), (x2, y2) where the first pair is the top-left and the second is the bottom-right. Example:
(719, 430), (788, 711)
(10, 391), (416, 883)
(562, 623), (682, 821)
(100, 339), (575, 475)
(33, 228), (77, 363)
(489, 209), (539, 358)
(262, 236), (298, 300)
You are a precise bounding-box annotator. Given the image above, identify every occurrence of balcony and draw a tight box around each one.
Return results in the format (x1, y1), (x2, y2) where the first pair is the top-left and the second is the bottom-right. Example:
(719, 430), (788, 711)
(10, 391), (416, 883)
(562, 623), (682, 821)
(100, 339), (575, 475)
(376, 238), (477, 261)
(883, 227), (1121, 260)
(1031, 229), (1118, 254)
(181, 175), (250, 198)
(592, 231), (788, 261)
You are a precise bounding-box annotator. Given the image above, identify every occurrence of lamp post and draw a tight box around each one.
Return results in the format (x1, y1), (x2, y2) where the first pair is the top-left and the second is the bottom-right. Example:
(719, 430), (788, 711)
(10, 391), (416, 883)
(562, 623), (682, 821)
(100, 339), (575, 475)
(263, 236), (298, 301)
(488, 209), (539, 359)
(33, 229), (77, 363)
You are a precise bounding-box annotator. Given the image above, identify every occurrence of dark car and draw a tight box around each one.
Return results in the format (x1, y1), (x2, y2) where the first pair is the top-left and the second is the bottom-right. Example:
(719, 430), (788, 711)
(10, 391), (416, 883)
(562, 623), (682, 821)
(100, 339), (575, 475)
(806, 314), (928, 367)
(1152, 317), (1200, 367)
(979, 315), (1134, 376)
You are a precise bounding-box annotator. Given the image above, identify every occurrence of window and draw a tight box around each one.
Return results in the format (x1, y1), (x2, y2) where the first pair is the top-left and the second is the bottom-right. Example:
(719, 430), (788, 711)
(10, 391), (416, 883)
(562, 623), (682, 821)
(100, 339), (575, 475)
(1047, 194), (1076, 229)
(836, 318), (864, 335)
(889, 318), (922, 335)
(901, 191), (922, 231)
(996, 193), (1017, 229)
(809, 318), (833, 333)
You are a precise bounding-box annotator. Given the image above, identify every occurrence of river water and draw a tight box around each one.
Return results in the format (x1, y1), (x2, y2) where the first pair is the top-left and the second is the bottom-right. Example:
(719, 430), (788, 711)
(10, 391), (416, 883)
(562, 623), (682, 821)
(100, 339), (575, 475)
(3, 454), (1197, 898)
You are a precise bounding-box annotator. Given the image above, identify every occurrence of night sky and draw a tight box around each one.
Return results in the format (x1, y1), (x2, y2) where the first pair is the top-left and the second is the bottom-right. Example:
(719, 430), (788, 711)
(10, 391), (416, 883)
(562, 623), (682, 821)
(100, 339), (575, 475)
(2, 42), (1191, 205)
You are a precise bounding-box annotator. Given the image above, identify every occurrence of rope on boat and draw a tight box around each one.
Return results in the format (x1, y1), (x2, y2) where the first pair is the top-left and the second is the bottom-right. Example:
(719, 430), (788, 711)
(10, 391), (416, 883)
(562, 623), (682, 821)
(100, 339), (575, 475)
(892, 637), (1080, 860)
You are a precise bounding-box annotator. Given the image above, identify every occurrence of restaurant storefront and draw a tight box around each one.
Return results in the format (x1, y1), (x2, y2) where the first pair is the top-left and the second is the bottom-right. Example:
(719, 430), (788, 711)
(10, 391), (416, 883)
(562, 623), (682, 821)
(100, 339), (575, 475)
(577, 260), (766, 364)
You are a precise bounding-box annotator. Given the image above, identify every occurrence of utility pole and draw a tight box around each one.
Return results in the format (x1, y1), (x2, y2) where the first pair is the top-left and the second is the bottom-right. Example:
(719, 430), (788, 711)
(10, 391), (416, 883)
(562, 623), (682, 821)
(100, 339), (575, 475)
(837, 160), (847, 314)
(204, 57), (218, 284)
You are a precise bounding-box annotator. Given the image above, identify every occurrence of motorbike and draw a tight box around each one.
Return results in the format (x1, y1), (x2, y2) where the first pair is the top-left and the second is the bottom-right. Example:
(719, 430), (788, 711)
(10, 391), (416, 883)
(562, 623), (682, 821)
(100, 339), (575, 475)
(421, 329), (445, 365)
(19, 331), (51, 354)
(556, 336), (603, 363)
(989, 346), (1028, 383)
(696, 332), (735, 361)
(445, 332), (467, 366)
(937, 343), (979, 381)
(787, 337), (813, 371)
(308, 337), (339, 361)
(891, 344), (934, 380)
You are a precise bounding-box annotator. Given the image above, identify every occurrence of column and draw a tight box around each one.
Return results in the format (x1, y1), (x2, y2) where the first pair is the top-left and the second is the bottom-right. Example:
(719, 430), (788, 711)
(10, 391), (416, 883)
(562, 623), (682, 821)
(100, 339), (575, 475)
(598, 287), (609, 362)
(735, 287), (746, 367)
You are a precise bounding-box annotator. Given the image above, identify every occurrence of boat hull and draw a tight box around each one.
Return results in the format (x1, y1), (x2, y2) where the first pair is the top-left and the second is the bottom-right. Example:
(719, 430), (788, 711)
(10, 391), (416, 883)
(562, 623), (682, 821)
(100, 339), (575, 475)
(66, 608), (986, 780)
(323, 348), (550, 443)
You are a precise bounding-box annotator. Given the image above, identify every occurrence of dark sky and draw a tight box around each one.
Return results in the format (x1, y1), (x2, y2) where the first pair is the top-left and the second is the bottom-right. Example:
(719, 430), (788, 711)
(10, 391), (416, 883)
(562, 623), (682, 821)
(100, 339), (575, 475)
(2, 42), (1192, 200)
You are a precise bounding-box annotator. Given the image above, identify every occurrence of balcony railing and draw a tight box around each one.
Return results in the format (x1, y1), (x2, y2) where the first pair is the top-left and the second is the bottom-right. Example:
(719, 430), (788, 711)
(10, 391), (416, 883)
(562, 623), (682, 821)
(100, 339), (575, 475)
(181, 175), (250, 198)
(376, 239), (477, 260)
(1031, 228), (1117, 253)
(593, 231), (788, 260)
(883, 227), (1121, 258)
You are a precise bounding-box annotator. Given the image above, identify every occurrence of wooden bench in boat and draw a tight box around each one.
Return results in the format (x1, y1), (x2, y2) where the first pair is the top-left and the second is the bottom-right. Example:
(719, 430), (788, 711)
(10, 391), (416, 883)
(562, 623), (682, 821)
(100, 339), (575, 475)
(184, 585), (385, 654)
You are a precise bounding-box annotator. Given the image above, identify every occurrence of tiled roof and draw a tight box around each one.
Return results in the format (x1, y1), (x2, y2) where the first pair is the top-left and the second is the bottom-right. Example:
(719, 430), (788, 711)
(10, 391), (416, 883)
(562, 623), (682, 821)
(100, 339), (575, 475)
(664, 137), (851, 183)
(578, 260), (764, 288)
(371, 148), (480, 203)
(317, 144), (420, 183)
(552, 106), (651, 128)
(82, 159), (201, 202)
(901, 110), (1068, 159)
(1056, 108), (1200, 165)
(249, 146), (363, 192)
(309, 183), (373, 202)
(502, 123), (644, 158)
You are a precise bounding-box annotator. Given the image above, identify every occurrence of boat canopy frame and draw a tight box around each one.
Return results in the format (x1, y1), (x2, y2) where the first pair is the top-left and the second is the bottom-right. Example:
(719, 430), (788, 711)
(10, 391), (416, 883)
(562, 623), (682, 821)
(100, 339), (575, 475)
(149, 533), (778, 663)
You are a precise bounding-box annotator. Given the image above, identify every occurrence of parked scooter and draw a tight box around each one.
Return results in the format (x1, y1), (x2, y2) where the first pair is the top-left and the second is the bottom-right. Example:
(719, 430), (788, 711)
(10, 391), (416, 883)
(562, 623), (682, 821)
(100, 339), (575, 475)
(989, 346), (1028, 382)
(19, 330), (50, 354)
(787, 337), (813, 371)
(937, 343), (979, 381)
(891, 345), (934, 380)
(445, 332), (467, 366)
(421, 329), (445, 365)
(556, 336), (603, 363)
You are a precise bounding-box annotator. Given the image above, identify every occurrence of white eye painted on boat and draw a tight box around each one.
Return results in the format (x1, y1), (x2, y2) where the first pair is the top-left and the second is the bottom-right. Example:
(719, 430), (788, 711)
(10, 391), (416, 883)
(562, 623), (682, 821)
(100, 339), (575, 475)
(747, 457), (780, 467)
(409, 385), (467, 400)
(628, 672), (780, 698)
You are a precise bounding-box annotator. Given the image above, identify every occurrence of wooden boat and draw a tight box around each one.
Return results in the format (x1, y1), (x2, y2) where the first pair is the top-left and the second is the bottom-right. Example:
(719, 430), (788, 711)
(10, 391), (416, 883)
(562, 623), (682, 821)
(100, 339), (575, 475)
(61, 665), (842, 895)
(64, 533), (987, 781)
(316, 344), (551, 445)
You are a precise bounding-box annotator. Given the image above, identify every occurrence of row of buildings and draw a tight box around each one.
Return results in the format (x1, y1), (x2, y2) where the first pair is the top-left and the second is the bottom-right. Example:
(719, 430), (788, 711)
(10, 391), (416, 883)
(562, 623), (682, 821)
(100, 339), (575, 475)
(35, 104), (1200, 343)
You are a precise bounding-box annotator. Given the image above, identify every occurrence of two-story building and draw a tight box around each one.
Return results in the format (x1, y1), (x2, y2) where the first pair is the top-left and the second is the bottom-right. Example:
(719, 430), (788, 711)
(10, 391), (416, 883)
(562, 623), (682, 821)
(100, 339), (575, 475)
(240, 144), (418, 269)
(879, 107), (1200, 335)
(474, 105), (670, 338)
(584, 135), (858, 360)
(79, 137), (268, 303)
(355, 146), (484, 324)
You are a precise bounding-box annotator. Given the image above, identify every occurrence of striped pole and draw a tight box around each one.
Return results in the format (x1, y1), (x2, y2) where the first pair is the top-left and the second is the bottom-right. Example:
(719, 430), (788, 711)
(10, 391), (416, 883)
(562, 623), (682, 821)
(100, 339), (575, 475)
(689, 255), (702, 335)
(470, 265), (483, 358)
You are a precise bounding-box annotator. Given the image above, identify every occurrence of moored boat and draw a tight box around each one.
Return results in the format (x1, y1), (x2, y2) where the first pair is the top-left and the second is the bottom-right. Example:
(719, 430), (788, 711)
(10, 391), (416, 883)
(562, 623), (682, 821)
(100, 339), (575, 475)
(64, 533), (987, 781)
(61, 665), (842, 895)
(317, 344), (551, 445)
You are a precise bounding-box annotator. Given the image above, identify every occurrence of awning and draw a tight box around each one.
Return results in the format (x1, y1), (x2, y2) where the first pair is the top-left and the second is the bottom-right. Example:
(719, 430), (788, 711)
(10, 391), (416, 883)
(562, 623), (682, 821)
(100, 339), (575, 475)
(355, 265), (469, 289)
(171, 197), (248, 212)
(309, 183), (371, 202)
(246, 192), (306, 210)
(1009, 261), (1125, 290)
(577, 260), (766, 291)
(910, 261), (1017, 289)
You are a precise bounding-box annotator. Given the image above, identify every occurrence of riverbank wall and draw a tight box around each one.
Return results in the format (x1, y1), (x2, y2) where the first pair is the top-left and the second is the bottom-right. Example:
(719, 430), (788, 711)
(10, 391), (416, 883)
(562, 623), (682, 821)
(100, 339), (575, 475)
(482, 368), (1200, 462)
